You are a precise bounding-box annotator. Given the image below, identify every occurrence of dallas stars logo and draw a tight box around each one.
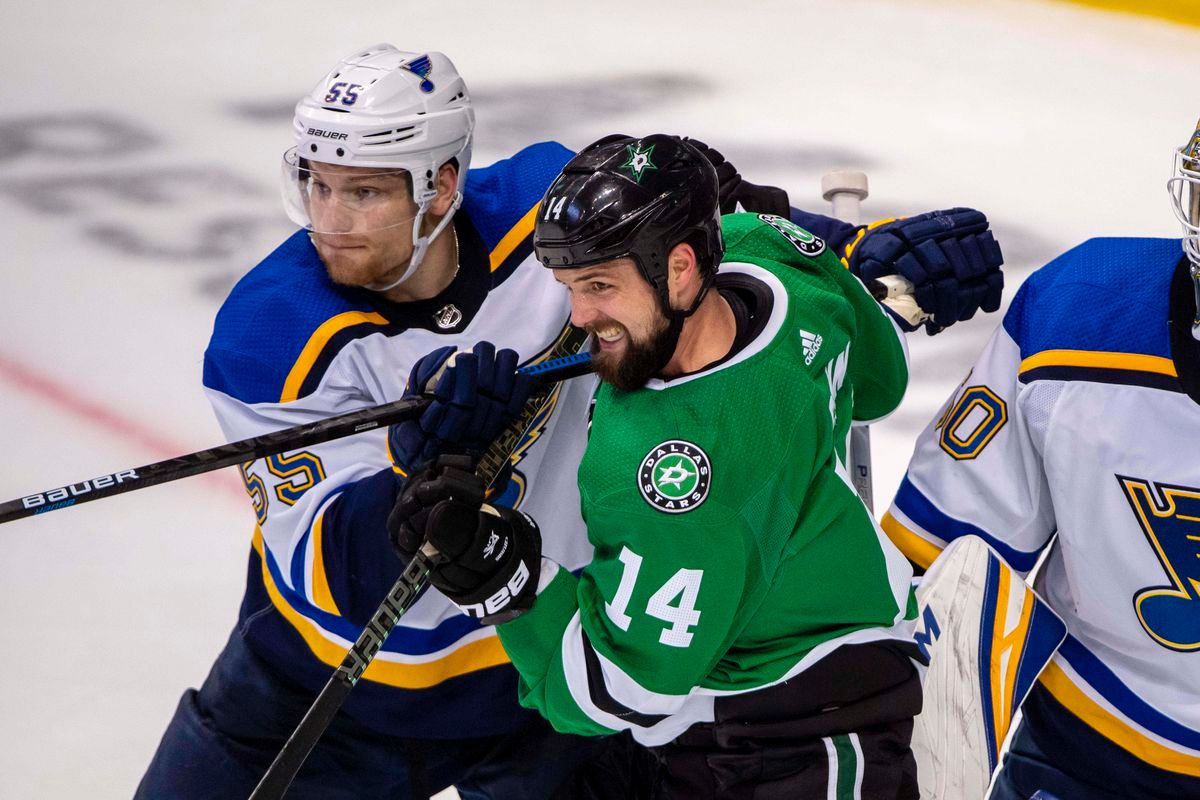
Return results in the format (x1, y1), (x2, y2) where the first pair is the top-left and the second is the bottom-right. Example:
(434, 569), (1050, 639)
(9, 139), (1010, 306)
(638, 439), (711, 514)
(620, 144), (658, 183)
(758, 214), (826, 257)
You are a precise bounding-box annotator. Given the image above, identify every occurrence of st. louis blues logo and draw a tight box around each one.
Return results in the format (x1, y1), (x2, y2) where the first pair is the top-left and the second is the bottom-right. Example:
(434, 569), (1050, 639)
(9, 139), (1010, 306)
(638, 440), (711, 514)
(1119, 475), (1200, 651)
(402, 55), (435, 93)
(620, 144), (658, 183)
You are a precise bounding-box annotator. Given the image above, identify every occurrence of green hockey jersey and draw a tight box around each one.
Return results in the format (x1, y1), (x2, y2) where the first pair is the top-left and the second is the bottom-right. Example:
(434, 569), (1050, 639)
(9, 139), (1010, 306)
(498, 213), (918, 746)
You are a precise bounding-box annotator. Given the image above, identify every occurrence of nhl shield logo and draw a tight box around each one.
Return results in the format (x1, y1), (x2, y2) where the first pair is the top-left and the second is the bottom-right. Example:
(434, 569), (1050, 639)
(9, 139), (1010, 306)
(638, 440), (712, 514)
(434, 303), (463, 330)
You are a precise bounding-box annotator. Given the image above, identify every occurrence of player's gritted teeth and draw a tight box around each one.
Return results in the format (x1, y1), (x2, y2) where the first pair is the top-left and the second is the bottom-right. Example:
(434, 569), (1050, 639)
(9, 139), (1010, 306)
(591, 323), (626, 351)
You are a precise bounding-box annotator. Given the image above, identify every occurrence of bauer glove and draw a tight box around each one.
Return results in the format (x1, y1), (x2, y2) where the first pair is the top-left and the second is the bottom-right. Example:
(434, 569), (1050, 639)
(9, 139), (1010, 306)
(388, 455), (541, 625)
(845, 208), (1004, 335)
(388, 341), (533, 475)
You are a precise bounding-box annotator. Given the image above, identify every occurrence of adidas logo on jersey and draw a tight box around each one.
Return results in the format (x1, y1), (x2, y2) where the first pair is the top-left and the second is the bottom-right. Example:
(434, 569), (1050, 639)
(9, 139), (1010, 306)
(800, 330), (823, 365)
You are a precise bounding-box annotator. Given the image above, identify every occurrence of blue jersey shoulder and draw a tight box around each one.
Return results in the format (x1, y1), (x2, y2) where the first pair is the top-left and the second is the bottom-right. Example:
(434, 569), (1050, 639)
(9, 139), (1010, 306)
(462, 141), (573, 252)
(203, 229), (375, 405)
(1002, 237), (1182, 359)
(206, 142), (574, 405)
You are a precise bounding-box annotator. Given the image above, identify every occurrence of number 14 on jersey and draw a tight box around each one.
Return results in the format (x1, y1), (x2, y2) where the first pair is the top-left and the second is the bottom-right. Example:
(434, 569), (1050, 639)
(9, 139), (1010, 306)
(605, 546), (704, 648)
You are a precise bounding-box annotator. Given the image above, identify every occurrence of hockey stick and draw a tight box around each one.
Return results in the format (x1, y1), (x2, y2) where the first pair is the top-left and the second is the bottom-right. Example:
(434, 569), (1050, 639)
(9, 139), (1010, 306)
(248, 325), (591, 800)
(0, 348), (592, 525)
(822, 170), (875, 512)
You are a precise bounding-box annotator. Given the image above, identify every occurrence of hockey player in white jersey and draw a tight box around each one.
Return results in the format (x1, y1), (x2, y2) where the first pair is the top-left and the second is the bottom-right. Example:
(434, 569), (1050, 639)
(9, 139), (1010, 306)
(134, 44), (627, 799)
(882, 118), (1200, 799)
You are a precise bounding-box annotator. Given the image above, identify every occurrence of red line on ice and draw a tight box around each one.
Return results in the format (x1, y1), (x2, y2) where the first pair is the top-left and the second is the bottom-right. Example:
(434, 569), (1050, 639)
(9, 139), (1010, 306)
(0, 352), (244, 500)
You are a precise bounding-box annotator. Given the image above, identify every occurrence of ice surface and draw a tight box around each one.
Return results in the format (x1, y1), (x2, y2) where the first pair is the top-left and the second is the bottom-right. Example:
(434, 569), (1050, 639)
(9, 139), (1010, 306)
(1, 1), (1197, 796)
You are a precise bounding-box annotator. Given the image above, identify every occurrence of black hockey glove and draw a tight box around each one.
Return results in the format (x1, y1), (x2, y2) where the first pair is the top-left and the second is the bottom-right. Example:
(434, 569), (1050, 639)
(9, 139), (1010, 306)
(685, 138), (791, 217)
(388, 455), (541, 625)
(845, 208), (1004, 335)
(388, 341), (533, 475)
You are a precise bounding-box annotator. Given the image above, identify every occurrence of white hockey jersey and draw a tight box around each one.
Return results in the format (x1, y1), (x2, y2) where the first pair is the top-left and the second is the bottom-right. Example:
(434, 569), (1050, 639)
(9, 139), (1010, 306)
(883, 237), (1200, 777)
(202, 142), (596, 737)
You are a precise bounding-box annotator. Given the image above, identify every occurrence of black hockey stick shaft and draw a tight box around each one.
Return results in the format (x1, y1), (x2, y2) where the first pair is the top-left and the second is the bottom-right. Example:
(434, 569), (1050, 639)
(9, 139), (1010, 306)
(248, 328), (590, 800)
(246, 547), (436, 800)
(0, 350), (593, 525)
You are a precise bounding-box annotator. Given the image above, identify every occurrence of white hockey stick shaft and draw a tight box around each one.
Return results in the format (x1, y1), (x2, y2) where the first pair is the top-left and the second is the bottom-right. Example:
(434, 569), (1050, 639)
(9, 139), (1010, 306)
(822, 170), (874, 512)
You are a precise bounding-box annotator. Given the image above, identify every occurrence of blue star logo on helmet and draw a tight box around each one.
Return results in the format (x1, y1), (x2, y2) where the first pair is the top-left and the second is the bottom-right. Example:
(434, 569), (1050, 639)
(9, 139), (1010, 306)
(402, 54), (435, 93)
(620, 144), (658, 183)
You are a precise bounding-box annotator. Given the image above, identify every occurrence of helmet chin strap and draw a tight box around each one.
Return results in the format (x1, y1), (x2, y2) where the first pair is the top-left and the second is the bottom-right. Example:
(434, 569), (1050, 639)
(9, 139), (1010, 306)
(365, 191), (464, 293)
(652, 272), (717, 374)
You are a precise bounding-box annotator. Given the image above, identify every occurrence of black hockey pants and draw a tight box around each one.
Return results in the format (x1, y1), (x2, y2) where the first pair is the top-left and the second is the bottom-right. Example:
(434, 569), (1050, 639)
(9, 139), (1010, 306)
(651, 641), (922, 799)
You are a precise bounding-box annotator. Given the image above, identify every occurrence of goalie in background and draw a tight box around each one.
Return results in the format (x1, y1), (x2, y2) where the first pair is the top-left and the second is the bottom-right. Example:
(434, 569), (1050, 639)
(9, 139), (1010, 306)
(882, 117), (1200, 799)
(392, 134), (1004, 799)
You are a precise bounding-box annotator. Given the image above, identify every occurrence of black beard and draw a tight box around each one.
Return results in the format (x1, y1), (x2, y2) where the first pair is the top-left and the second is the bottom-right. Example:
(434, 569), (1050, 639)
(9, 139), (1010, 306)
(591, 312), (676, 392)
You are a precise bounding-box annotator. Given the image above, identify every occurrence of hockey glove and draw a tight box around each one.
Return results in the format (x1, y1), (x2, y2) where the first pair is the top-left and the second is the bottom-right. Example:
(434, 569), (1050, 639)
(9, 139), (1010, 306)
(388, 455), (541, 625)
(845, 208), (1004, 335)
(685, 138), (791, 217)
(388, 341), (533, 475)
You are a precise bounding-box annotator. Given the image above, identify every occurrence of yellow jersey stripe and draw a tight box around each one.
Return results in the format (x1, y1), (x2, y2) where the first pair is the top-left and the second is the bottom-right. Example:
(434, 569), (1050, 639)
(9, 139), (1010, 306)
(385, 431), (408, 478)
(880, 511), (943, 570)
(837, 217), (897, 270)
(1018, 349), (1178, 378)
(252, 528), (512, 688)
(489, 202), (540, 273)
(1057, 0), (1200, 29)
(309, 511), (342, 616)
(281, 310), (390, 403)
(1040, 661), (1200, 776)
(280, 201), (541, 402)
(990, 567), (1035, 753)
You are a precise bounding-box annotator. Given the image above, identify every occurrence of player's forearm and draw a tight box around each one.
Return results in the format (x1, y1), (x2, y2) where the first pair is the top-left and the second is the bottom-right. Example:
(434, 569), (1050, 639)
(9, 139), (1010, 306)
(498, 562), (616, 736)
(499, 561), (578, 680)
(849, 299), (910, 422)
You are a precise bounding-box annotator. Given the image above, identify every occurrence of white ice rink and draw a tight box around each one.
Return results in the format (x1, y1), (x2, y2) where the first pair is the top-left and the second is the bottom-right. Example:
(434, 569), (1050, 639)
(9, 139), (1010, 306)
(1, 1), (1197, 796)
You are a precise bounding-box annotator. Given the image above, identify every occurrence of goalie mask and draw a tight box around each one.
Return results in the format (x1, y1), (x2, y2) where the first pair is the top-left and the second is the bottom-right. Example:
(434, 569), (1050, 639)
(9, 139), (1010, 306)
(281, 45), (474, 290)
(1168, 117), (1200, 339)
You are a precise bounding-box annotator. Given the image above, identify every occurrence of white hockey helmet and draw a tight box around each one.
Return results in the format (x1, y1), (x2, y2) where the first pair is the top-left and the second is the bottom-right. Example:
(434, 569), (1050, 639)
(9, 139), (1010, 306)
(282, 44), (475, 289)
(1167, 117), (1200, 339)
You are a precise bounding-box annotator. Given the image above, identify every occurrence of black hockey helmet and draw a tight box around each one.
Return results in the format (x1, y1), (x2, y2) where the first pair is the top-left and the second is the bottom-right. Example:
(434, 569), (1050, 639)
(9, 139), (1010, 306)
(533, 134), (725, 309)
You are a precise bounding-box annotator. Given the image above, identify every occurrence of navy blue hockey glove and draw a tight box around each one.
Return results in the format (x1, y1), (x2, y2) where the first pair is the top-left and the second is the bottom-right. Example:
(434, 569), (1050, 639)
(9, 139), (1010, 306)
(846, 208), (1004, 335)
(685, 138), (791, 217)
(388, 455), (541, 625)
(388, 341), (533, 475)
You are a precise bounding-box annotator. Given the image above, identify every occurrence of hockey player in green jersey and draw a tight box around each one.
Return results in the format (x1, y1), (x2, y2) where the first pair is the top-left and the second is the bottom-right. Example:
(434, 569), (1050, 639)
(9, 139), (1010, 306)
(391, 135), (1004, 798)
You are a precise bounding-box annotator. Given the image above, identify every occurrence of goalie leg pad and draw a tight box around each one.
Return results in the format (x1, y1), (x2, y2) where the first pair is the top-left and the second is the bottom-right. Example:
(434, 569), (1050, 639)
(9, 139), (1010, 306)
(910, 535), (1066, 800)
